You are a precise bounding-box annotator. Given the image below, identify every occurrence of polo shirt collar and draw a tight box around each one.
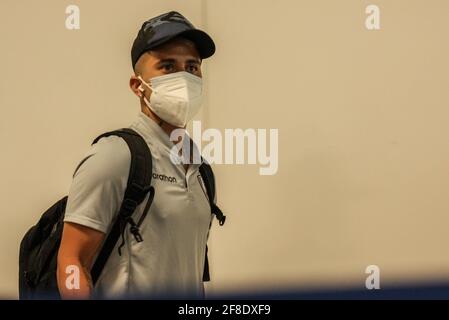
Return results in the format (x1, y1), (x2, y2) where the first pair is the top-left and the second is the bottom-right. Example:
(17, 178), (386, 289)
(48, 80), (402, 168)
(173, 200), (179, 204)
(135, 111), (174, 152)
(133, 111), (204, 166)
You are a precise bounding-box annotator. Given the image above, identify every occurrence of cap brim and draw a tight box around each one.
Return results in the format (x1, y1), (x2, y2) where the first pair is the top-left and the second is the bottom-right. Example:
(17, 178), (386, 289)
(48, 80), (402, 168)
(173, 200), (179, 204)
(175, 29), (216, 59)
(145, 29), (215, 59)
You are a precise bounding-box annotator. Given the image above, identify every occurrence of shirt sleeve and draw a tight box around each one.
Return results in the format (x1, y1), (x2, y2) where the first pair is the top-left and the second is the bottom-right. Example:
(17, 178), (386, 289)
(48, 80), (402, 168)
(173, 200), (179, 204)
(64, 136), (131, 234)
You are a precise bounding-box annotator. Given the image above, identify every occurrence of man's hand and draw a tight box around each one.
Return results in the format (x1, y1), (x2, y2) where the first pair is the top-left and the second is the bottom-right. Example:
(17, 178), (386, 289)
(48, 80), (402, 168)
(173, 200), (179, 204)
(57, 222), (105, 299)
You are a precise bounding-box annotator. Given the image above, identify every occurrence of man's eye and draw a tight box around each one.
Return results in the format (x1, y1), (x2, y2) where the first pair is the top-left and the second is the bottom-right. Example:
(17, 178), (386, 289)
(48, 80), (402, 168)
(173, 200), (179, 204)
(187, 65), (199, 73)
(162, 64), (174, 72)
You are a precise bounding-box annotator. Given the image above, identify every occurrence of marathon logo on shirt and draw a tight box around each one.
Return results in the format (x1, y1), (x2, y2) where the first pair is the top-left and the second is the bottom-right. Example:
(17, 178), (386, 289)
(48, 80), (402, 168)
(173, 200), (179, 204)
(152, 172), (177, 184)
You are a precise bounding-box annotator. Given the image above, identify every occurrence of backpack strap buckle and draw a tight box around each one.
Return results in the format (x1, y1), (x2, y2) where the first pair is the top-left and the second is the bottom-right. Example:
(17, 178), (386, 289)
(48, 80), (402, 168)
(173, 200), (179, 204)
(120, 198), (138, 217)
(212, 203), (226, 226)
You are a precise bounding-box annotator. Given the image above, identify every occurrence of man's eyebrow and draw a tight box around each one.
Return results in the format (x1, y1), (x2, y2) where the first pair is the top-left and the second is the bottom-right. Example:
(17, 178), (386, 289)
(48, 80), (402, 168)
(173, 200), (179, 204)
(157, 58), (176, 65)
(186, 58), (201, 65)
(156, 58), (201, 65)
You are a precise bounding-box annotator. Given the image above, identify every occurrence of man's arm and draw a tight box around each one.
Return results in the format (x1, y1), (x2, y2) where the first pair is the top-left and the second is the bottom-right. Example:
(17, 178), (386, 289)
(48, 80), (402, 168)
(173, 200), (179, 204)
(58, 136), (130, 299)
(57, 222), (105, 299)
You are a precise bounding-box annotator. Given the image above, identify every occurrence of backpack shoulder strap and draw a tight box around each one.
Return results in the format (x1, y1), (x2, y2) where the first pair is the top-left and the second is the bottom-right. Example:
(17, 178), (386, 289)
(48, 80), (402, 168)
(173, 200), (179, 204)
(199, 161), (226, 226)
(90, 128), (154, 285)
(199, 161), (226, 282)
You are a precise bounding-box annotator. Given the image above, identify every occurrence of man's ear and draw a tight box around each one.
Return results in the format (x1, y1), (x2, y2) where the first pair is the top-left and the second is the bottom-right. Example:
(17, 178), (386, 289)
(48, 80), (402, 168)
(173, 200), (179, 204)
(129, 76), (143, 98)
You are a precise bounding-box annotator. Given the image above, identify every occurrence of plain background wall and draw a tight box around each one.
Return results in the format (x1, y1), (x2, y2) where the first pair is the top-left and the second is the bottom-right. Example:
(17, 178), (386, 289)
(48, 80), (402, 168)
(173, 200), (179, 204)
(1, 0), (449, 298)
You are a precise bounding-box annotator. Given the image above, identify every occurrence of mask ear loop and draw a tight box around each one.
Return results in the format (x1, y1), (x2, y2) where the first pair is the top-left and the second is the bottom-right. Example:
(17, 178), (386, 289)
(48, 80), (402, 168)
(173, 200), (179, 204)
(138, 76), (165, 127)
(137, 76), (154, 94)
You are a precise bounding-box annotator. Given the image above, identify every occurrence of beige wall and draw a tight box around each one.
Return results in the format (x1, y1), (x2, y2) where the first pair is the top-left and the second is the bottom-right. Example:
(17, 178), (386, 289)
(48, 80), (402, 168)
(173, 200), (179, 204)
(1, 0), (449, 298)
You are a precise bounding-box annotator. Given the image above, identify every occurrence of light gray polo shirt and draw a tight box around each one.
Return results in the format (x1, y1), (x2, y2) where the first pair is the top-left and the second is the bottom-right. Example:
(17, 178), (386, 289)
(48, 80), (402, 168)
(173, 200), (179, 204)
(64, 111), (213, 299)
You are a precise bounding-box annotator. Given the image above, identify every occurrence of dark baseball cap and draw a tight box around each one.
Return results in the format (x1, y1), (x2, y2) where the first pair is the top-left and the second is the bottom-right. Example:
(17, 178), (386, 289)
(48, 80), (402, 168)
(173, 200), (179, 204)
(131, 11), (215, 69)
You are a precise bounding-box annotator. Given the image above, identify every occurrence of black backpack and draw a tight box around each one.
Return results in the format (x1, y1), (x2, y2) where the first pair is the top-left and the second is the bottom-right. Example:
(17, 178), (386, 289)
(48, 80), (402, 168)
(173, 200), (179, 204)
(18, 128), (226, 299)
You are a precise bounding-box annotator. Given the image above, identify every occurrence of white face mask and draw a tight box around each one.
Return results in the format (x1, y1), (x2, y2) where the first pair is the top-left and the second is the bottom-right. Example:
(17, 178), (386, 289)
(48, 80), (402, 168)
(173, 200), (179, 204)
(138, 71), (203, 127)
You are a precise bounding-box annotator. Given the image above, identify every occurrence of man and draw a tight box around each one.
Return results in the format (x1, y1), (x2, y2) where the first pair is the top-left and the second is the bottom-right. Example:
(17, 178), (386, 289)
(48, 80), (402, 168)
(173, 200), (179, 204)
(56, 11), (217, 299)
